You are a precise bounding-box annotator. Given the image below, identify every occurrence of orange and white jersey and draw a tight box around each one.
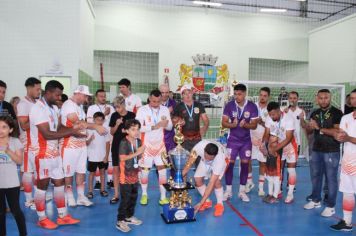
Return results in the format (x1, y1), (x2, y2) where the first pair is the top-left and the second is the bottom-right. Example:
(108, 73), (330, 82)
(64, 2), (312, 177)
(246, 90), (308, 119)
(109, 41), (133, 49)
(60, 99), (86, 149)
(17, 97), (36, 149)
(340, 113), (356, 176)
(29, 99), (60, 158)
(286, 106), (304, 146)
(251, 103), (268, 147)
(124, 93), (142, 114)
(265, 113), (298, 158)
(136, 104), (172, 157)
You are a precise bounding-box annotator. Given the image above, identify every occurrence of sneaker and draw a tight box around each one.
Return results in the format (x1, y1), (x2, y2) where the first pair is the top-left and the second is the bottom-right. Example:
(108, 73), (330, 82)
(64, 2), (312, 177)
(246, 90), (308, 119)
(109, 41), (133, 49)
(277, 192), (283, 199)
(223, 191), (232, 201)
(140, 195), (148, 205)
(263, 195), (272, 203)
(110, 197), (119, 204)
(116, 220), (131, 233)
(86, 192), (94, 199)
(125, 216), (143, 225)
(245, 183), (255, 193)
(198, 201), (212, 212)
(284, 194), (294, 204)
(213, 203), (224, 217)
(100, 190), (109, 197)
(57, 214), (80, 225)
(107, 181), (114, 189)
(293, 187), (296, 193)
(67, 196), (77, 207)
(159, 198), (169, 205)
(94, 181), (101, 190)
(37, 217), (58, 230)
(266, 196), (279, 204)
(321, 207), (335, 217)
(330, 220), (353, 232)
(304, 201), (321, 210)
(46, 191), (53, 202)
(25, 201), (36, 210)
(238, 192), (250, 202)
(258, 190), (265, 197)
(306, 194), (313, 202)
(77, 196), (94, 207)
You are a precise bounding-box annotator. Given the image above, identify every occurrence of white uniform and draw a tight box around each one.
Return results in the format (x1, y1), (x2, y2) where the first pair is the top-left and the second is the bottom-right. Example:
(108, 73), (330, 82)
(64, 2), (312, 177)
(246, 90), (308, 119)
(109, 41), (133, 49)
(136, 104), (172, 168)
(339, 113), (356, 194)
(286, 107), (304, 148)
(124, 93), (142, 114)
(60, 99), (87, 177)
(29, 99), (63, 180)
(87, 129), (111, 162)
(17, 97), (36, 172)
(251, 103), (268, 162)
(193, 140), (229, 180)
(265, 113), (298, 163)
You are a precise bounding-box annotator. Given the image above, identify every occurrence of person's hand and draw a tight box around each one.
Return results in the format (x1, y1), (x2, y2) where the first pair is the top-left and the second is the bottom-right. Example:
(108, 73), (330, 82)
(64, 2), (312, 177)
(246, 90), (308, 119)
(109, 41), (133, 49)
(232, 118), (238, 128)
(259, 143), (268, 156)
(158, 119), (169, 128)
(178, 118), (185, 127)
(309, 119), (320, 130)
(299, 110), (305, 120)
(104, 107), (110, 116)
(239, 119), (246, 128)
(116, 118), (123, 126)
(136, 145), (146, 155)
(334, 130), (348, 142)
(194, 202), (202, 215)
(103, 156), (108, 164)
(89, 133), (95, 141)
(96, 125), (107, 135)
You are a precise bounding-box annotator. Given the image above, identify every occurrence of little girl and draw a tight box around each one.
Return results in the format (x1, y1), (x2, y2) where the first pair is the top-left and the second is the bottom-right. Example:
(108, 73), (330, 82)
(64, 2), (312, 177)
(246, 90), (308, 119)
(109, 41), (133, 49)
(0, 116), (27, 236)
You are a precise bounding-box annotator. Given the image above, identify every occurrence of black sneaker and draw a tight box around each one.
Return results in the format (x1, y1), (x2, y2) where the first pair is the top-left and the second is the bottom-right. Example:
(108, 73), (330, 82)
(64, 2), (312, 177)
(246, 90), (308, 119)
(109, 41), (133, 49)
(94, 181), (101, 190)
(306, 194), (313, 202)
(330, 220), (353, 232)
(107, 181), (114, 189)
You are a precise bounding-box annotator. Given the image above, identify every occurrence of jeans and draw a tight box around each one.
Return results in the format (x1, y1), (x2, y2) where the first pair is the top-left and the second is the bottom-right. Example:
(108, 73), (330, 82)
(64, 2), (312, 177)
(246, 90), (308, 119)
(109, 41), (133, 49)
(310, 151), (340, 208)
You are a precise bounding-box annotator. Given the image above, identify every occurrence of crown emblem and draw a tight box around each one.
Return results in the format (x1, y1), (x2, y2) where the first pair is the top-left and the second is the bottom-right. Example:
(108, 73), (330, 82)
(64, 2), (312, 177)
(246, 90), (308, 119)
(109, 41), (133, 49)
(192, 54), (218, 66)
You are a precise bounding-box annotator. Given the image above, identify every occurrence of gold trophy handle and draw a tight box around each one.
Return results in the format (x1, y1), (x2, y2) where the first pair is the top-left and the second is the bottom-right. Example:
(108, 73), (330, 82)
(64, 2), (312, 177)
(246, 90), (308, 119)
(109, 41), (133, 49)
(184, 150), (198, 170)
(161, 151), (172, 169)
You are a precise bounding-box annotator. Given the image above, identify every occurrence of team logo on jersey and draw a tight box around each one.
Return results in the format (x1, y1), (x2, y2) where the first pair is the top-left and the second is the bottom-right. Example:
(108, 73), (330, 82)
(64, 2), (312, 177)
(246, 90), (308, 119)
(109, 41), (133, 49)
(245, 150), (251, 157)
(244, 111), (250, 119)
(194, 107), (200, 114)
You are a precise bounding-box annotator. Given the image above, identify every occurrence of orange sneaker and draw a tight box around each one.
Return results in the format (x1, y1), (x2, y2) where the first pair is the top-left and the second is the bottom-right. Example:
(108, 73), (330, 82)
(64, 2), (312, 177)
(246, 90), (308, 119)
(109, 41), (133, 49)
(37, 218), (58, 230)
(213, 203), (224, 217)
(57, 214), (80, 225)
(199, 201), (213, 212)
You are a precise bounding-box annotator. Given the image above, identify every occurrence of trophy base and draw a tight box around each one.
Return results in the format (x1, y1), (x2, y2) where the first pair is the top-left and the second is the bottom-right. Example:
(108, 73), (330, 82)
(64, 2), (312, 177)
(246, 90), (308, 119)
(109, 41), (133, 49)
(161, 205), (196, 224)
(163, 182), (195, 191)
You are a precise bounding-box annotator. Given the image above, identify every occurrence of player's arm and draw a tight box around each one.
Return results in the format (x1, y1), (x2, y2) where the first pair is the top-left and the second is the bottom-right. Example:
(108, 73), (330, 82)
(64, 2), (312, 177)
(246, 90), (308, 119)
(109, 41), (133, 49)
(320, 124), (340, 137)
(120, 146), (145, 161)
(200, 113), (209, 137)
(17, 116), (30, 131)
(221, 115), (237, 129)
(241, 118), (258, 130)
(5, 145), (23, 165)
(37, 122), (80, 140)
(164, 110), (173, 131)
(275, 130), (294, 151)
(194, 174), (219, 212)
(104, 141), (110, 163)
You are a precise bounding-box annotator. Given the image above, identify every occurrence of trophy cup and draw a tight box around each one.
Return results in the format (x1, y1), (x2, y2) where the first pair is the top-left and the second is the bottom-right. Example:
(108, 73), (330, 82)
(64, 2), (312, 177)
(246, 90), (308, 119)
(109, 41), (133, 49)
(160, 124), (197, 223)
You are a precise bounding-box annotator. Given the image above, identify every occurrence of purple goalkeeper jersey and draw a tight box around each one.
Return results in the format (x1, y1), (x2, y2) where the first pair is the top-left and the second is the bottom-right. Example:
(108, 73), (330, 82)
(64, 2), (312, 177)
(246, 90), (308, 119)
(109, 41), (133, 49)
(163, 98), (177, 152)
(223, 100), (258, 145)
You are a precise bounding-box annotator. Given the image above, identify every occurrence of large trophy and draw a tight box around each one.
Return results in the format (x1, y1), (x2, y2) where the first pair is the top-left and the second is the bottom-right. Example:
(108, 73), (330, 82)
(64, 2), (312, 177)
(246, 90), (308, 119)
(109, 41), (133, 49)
(161, 124), (197, 224)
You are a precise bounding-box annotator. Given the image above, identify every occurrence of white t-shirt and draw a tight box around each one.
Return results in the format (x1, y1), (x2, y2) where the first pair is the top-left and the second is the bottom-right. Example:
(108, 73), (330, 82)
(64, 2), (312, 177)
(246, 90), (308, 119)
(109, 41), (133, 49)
(124, 93), (142, 113)
(86, 103), (115, 128)
(286, 107), (304, 145)
(29, 99), (60, 158)
(340, 113), (356, 176)
(87, 129), (111, 162)
(251, 103), (268, 146)
(192, 140), (227, 177)
(0, 138), (23, 188)
(60, 99), (86, 149)
(17, 97), (36, 148)
(136, 104), (172, 156)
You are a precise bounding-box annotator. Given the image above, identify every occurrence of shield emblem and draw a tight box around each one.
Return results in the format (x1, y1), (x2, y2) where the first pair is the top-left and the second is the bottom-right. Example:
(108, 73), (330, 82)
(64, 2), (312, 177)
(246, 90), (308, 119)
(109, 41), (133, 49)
(204, 66), (217, 91)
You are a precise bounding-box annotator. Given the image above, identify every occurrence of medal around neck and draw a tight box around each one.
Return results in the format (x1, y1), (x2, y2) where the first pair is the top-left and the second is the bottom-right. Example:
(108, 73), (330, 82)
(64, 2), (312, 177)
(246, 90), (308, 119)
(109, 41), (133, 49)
(160, 124), (197, 224)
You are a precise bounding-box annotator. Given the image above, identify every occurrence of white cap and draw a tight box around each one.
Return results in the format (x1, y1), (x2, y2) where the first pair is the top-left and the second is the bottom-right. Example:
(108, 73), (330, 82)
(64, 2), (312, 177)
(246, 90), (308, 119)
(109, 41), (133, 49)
(74, 85), (92, 96)
(180, 84), (193, 94)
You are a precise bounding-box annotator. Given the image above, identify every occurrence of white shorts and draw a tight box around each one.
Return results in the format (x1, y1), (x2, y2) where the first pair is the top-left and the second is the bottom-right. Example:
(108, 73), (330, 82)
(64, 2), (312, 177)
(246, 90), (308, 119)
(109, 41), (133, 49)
(194, 161), (224, 180)
(281, 144), (298, 163)
(139, 155), (164, 169)
(252, 145), (266, 163)
(34, 156), (64, 180)
(21, 150), (34, 173)
(62, 147), (87, 177)
(339, 172), (356, 194)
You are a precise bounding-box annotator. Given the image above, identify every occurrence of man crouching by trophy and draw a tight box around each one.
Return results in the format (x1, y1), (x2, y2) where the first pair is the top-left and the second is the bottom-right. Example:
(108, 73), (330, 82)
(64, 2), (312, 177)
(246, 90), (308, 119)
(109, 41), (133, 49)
(182, 140), (230, 217)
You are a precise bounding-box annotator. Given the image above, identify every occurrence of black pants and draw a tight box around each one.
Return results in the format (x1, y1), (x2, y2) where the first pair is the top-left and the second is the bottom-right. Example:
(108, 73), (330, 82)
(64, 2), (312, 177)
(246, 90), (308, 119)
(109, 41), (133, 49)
(117, 183), (138, 221)
(0, 187), (27, 236)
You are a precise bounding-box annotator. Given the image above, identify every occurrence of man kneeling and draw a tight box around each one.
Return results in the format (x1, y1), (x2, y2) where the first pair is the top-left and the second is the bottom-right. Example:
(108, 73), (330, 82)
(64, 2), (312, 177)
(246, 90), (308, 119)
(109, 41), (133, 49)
(183, 140), (228, 217)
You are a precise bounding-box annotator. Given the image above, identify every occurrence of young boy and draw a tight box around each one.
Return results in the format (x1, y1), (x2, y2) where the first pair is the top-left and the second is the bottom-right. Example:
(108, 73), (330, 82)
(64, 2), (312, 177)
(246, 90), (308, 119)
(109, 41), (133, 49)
(86, 112), (110, 198)
(116, 119), (145, 233)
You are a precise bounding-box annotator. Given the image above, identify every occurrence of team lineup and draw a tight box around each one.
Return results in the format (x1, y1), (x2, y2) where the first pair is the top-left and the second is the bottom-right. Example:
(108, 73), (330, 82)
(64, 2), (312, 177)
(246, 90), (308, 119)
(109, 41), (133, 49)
(0, 77), (355, 235)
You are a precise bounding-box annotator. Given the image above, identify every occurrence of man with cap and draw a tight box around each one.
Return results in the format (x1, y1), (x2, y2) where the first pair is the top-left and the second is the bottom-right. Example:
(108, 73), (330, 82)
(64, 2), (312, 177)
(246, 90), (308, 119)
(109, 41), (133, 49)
(60, 85), (106, 207)
(172, 85), (209, 153)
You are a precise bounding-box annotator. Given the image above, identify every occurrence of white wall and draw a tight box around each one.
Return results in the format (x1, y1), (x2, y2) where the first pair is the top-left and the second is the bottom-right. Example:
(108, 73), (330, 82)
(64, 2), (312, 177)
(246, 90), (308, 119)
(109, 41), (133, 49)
(94, 3), (315, 90)
(0, 0), (94, 99)
(309, 14), (356, 84)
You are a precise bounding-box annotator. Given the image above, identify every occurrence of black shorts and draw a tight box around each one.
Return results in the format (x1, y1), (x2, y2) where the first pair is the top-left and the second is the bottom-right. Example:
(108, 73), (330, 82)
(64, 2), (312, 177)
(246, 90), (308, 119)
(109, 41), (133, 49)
(87, 161), (108, 172)
(111, 151), (119, 167)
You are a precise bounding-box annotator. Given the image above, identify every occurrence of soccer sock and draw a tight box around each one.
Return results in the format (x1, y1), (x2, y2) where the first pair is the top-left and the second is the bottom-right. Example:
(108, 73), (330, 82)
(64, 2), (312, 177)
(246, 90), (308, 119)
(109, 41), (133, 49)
(215, 187), (224, 204)
(77, 182), (85, 198)
(247, 172), (253, 185)
(54, 186), (67, 218)
(225, 163), (235, 185)
(343, 193), (355, 225)
(140, 170), (149, 196)
(158, 169), (167, 200)
(65, 185), (75, 200)
(267, 176), (273, 196)
(239, 185), (246, 194)
(225, 185), (232, 193)
(239, 162), (249, 186)
(34, 188), (46, 220)
(287, 168), (296, 196)
(273, 177), (280, 198)
(22, 172), (33, 202)
(258, 175), (265, 192)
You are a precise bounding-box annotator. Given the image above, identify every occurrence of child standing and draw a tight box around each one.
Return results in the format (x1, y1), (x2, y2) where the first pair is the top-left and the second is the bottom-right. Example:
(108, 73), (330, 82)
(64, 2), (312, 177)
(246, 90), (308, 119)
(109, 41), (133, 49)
(116, 119), (145, 233)
(0, 116), (27, 236)
(86, 112), (111, 198)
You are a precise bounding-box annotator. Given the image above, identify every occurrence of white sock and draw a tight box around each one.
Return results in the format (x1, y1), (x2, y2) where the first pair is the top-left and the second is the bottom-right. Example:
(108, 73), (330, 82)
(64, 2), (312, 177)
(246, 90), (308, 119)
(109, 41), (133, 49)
(65, 185), (75, 200)
(343, 193), (354, 225)
(140, 170), (149, 196)
(287, 168), (296, 196)
(239, 185), (246, 194)
(141, 184), (148, 196)
(159, 185), (166, 200)
(197, 185), (206, 197)
(158, 169), (167, 200)
(267, 176), (273, 196)
(226, 185), (232, 193)
(258, 175), (265, 191)
(215, 188), (224, 204)
(288, 184), (295, 197)
(273, 177), (280, 198)
(247, 172), (253, 185)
